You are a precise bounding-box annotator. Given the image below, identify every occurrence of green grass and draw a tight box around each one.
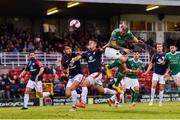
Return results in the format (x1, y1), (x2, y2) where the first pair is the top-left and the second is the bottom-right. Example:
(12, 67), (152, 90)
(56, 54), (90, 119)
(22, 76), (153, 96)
(0, 102), (179, 119)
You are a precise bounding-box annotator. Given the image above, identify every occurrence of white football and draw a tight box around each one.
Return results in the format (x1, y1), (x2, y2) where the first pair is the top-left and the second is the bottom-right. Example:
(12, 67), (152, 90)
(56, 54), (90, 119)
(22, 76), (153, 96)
(69, 19), (80, 29)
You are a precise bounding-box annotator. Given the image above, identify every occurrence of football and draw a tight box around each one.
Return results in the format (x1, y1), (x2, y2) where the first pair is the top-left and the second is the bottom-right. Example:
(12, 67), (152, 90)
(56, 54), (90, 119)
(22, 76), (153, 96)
(69, 19), (81, 29)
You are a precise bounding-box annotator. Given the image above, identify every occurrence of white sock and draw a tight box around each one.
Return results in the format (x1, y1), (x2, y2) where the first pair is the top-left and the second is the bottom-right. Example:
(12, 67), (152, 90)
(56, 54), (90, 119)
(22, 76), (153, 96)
(104, 88), (117, 95)
(71, 90), (78, 106)
(24, 94), (29, 108)
(81, 87), (88, 104)
(120, 94), (124, 103)
(159, 90), (164, 102)
(151, 88), (155, 101)
(110, 95), (116, 102)
(43, 92), (50, 97)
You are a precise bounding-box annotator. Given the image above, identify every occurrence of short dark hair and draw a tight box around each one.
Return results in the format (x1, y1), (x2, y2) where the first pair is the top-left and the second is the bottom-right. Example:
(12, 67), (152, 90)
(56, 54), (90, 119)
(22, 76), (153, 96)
(63, 44), (71, 50)
(169, 42), (177, 47)
(89, 39), (98, 43)
(29, 50), (35, 54)
(133, 49), (139, 53)
(156, 43), (162, 46)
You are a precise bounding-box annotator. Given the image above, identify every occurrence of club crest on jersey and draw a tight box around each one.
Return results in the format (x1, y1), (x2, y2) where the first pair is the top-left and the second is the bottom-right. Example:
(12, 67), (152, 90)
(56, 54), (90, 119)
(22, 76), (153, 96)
(89, 56), (93, 60)
(88, 56), (96, 63)
(158, 58), (162, 62)
(30, 66), (33, 70)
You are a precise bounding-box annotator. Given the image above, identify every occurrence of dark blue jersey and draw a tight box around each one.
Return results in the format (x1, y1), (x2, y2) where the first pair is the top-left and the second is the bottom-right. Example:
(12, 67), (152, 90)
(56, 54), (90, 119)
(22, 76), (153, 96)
(25, 59), (43, 81)
(151, 52), (167, 75)
(82, 49), (103, 74)
(61, 53), (82, 78)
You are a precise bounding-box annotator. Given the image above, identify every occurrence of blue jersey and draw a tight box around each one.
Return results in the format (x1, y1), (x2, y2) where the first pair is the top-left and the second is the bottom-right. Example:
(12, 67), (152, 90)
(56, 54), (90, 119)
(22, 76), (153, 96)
(25, 59), (43, 81)
(82, 49), (103, 74)
(151, 52), (167, 75)
(61, 53), (82, 78)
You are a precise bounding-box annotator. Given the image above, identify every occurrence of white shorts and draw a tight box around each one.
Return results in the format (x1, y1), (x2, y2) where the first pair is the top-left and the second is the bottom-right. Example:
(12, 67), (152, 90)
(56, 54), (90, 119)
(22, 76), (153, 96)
(105, 47), (122, 59)
(123, 77), (139, 90)
(172, 72), (180, 83)
(86, 72), (102, 86)
(152, 73), (165, 84)
(26, 80), (43, 92)
(66, 74), (83, 88)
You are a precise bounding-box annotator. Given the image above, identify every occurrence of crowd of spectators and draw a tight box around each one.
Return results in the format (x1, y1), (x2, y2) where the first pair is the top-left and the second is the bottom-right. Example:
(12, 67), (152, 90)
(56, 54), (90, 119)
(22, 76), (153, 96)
(0, 22), (108, 54)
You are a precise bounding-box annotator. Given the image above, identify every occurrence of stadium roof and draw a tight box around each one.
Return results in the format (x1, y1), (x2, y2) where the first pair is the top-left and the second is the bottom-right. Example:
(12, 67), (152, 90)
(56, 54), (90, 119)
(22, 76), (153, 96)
(0, 0), (180, 17)
(58, 0), (180, 6)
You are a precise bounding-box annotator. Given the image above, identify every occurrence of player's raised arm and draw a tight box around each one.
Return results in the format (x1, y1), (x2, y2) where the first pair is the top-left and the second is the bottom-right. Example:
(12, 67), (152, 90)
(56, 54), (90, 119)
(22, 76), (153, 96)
(144, 55), (154, 75)
(132, 36), (139, 43)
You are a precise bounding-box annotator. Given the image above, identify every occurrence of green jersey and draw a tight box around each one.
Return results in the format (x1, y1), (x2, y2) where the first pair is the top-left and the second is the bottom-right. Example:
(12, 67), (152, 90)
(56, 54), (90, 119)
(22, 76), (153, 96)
(109, 28), (134, 47)
(165, 51), (180, 75)
(126, 58), (143, 79)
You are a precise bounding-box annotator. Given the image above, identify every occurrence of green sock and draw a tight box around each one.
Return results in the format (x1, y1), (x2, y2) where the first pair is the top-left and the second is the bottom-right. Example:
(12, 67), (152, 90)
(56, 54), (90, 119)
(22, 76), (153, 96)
(133, 90), (139, 103)
(115, 72), (123, 86)
(108, 59), (122, 69)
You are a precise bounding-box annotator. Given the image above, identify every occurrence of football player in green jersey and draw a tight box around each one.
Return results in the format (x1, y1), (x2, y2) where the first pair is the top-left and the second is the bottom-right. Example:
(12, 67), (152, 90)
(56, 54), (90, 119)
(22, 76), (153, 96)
(164, 43), (180, 91)
(124, 50), (143, 107)
(103, 24), (140, 93)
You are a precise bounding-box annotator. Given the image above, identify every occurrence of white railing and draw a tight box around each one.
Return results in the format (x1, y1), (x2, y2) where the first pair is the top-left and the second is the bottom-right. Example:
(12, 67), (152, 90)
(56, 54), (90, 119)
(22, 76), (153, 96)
(0, 52), (62, 67)
(0, 52), (150, 68)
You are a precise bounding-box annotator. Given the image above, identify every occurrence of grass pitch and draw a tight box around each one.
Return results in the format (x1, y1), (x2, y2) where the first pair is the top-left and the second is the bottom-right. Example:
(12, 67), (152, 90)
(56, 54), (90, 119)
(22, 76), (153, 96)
(0, 102), (179, 119)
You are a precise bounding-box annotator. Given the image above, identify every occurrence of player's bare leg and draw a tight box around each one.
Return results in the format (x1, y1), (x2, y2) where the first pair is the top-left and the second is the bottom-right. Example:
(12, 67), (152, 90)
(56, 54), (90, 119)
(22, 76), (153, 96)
(21, 87), (32, 109)
(75, 79), (90, 108)
(149, 80), (157, 106)
(159, 84), (164, 106)
(66, 81), (80, 111)
(70, 81), (81, 111)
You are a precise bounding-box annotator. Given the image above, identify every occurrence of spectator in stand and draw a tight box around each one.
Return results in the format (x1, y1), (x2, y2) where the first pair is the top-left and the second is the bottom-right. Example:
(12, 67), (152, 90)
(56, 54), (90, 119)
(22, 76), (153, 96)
(10, 80), (20, 98)
(2, 74), (11, 99)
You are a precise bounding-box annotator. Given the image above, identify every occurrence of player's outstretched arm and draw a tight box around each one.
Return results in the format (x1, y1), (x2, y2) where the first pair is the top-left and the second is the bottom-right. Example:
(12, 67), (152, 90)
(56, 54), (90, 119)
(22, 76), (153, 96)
(144, 62), (153, 75)
(132, 36), (139, 43)
(70, 55), (82, 63)
(19, 65), (28, 78)
(102, 43), (110, 50)
(165, 66), (170, 77)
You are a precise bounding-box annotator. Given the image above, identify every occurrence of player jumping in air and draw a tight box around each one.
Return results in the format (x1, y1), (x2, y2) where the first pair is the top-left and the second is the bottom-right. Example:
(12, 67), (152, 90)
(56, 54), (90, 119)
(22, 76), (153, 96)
(103, 24), (140, 93)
